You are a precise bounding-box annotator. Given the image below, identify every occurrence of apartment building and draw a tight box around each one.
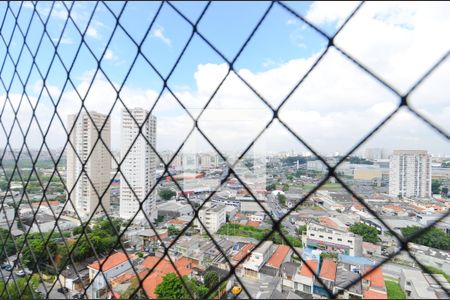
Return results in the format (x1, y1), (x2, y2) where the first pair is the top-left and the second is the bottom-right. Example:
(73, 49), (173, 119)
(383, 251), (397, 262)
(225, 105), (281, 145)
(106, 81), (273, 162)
(66, 112), (111, 218)
(389, 150), (431, 198)
(302, 221), (363, 256)
(197, 202), (226, 234)
(119, 108), (157, 221)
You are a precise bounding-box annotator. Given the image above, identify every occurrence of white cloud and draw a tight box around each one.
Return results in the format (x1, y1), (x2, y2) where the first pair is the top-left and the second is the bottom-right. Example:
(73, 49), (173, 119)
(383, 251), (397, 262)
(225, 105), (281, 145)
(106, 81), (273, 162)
(52, 37), (74, 45)
(2, 2), (449, 157)
(306, 1), (362, 27)
(104, 49), (117, 61)
(86, 26), (99, 39)
(150, 24), (171, 46)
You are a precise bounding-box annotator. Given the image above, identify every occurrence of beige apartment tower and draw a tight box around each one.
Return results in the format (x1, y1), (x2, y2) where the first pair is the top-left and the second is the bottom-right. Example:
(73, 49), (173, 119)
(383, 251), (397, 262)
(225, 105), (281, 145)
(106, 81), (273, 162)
(119, 108), (157, 222)
(389, 150), (431, 198)
(66, 112), (111, 218)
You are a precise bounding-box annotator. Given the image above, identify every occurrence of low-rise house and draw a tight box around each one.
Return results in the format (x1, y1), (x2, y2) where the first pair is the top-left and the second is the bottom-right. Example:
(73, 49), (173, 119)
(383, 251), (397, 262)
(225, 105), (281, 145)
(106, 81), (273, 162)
(382, 205), (407, 217)
(166, 218), (189, 230)
(314, 259), (336, 297)
(362, 242), (382, 257)
(139, 228), (168, 251)
(242, 241), (273, 279)
(362, 267), (387, 299)
(400, 269), (438, 299)
(262, 245), (292, 276)
(59, 265), (90, 293)
(157, 200), (193, 218)
(280, 262), (300, 290)
(87, 252), (134, 299)
(140, 256), (193, 299)
(292, 260), (319, 295)
(333, 262), (363, 299)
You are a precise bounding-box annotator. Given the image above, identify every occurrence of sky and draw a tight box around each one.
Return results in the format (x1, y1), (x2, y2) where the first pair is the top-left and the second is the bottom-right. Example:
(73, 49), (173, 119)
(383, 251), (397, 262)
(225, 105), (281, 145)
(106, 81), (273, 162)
(0, 1), (449, 160)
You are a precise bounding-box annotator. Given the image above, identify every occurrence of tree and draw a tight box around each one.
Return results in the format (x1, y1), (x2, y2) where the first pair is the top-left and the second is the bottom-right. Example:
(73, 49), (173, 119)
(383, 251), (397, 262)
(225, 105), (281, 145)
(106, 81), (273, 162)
(282, 184), (289, 192)
(168, 225), (181, 237)
(441, 186), (448, 198)
(432, 179), (442, 194)
(72, 224), (92, 236)
(297, 225), (307, 236)
(204, 271), (219, 289)
(401, 226), (450, 250)
(0, 228), (17, 261)
(93, 218), (122, 236)
(159, 188), (176, 200)
(277, 193), (286, 206)
(349, 223), (380, 243)
(266, 183), (276, 191)
(0, 276), (42, 299)
(22, 237), (58, 271)
(155, 273), (200, 299)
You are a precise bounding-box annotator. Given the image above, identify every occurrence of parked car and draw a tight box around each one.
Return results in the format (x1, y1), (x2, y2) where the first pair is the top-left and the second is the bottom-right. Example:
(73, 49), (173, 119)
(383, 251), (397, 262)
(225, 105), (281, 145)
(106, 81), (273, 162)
(14, 270), (26, 277)
(73, 293), (84, 299)
(1, 262), (10, 270)
(4, 265), (13, 272)
(57, 287), (69, 294)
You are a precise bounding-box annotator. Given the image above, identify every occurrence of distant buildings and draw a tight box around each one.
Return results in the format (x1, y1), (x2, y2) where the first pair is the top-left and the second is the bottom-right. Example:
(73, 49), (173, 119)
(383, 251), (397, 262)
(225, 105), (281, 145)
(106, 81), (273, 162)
(389, 150), (431, 198)
(66, 112), (111, 217)
(364, 148), (389, 160)
(120, 108), (157, 221)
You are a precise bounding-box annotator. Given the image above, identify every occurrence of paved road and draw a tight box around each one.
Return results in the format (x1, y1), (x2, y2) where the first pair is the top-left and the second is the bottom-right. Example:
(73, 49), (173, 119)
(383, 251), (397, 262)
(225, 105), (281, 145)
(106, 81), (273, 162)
(38, 280), (73, 300)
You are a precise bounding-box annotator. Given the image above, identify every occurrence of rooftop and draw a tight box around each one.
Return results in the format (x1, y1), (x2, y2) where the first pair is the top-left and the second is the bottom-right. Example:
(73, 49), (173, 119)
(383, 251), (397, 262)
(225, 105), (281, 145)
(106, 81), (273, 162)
(266, 245), (291, 269)
(232, 243), (254, 262)
(88, 252), (131, 272)
(299, 260), (319, 278)
(319, 259), (337, 281)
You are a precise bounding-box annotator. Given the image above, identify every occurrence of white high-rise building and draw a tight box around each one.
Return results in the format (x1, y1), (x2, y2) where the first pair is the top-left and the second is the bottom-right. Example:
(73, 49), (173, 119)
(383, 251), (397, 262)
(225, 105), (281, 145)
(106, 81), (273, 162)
(389, 150), (431, 198)
(66, 112), (111, 218)
(120, 108), (157, 222)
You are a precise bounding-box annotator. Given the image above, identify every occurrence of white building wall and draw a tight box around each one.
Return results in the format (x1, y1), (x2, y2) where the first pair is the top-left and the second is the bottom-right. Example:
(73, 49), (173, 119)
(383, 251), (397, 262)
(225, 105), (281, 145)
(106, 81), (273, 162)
(389, 150), (431, 198)
(66, 112), (111, 218)
(120, 108), (157, 221)
(198, 203), (226, 234)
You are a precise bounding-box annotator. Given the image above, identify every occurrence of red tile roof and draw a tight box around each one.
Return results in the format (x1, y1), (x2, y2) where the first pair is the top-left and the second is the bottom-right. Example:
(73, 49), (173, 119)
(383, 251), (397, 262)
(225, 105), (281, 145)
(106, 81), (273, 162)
(364, 266), (385, 288)
(319, 217), (338, 229)
(319, 259), (337, 281)
(32, 200), (61, 206)
(232, 243), (254, 262)
(246, 220), (261, 228)
(88, 252), (131, 272)
(363, 289), (387, 299)
(140, 256), (192, 299)
(299, 260), (318, 278)
(167, 218), (188, 225)
(266, 245), (291, 269)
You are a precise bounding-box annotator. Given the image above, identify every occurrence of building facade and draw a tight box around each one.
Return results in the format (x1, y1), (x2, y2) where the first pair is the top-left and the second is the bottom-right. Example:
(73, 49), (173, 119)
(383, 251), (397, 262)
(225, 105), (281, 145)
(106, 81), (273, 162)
(66, 112), (111, 218)
(302, 222), (363, 256)
(389, 150), (431, 198)
(197, 202), (226, 234)
(120, 108), (157, 221)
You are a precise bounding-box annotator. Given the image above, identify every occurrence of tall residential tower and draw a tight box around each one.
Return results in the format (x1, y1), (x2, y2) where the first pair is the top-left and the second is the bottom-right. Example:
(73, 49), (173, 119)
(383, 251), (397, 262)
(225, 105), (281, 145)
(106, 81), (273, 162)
(389, 150), (431, 198)
(66, 112), (111, 218)
(120, 108), (157, 221)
